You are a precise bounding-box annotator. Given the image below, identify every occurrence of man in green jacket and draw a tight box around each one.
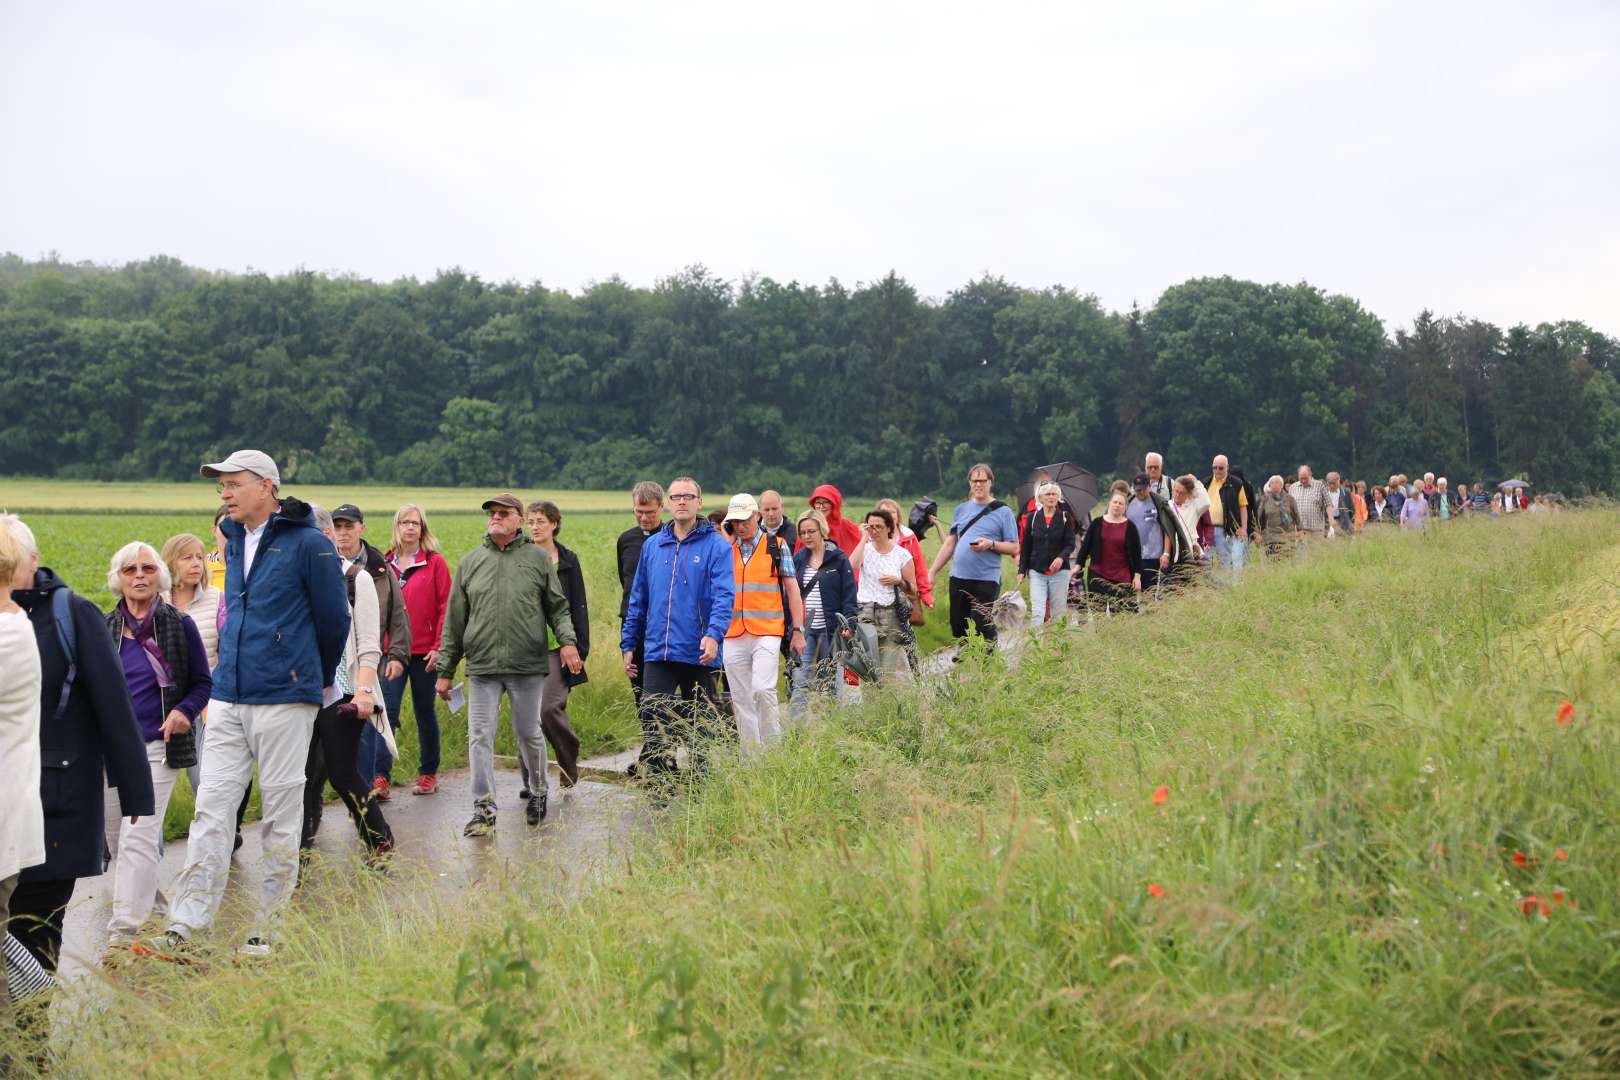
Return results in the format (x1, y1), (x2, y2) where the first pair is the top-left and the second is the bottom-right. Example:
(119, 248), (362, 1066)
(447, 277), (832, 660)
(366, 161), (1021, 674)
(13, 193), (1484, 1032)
(435, 493), (582, 835)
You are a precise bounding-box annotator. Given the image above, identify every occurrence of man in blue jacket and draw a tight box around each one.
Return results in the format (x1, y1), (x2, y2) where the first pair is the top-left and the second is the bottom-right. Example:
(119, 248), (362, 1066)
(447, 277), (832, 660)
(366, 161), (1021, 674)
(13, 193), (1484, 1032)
(160, 451), (349, 960)
(620, 476), (735, 782)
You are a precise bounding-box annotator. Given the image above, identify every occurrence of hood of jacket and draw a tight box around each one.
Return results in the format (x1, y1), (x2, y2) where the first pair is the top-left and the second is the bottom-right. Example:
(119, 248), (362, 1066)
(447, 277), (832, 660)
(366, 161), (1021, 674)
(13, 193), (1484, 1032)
(13, 566), (69, 611)
(810, 484), (846, 525)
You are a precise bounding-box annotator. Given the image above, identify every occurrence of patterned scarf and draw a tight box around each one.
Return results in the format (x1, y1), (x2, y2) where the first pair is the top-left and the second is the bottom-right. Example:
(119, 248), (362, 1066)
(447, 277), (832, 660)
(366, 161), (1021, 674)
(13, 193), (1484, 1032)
(119, 599), (176, 689)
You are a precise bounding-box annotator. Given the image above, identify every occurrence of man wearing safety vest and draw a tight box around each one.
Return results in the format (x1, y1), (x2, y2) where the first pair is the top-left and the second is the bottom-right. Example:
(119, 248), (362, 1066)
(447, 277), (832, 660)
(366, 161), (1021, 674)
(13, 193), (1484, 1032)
(722, 494), (805, 753)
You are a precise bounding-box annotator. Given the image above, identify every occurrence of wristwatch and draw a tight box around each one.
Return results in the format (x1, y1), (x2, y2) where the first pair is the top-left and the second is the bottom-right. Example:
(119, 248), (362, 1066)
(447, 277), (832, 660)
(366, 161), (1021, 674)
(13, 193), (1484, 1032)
(358, 686), (378, 697)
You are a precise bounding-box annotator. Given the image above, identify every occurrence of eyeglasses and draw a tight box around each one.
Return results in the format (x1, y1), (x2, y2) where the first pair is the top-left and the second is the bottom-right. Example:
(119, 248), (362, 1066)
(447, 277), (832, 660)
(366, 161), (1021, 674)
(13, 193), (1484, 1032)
(120, 564), (160, 576)
(215, 480), (258, 494)
(969, 477), (991, 485)
(668, 493), (699, 503)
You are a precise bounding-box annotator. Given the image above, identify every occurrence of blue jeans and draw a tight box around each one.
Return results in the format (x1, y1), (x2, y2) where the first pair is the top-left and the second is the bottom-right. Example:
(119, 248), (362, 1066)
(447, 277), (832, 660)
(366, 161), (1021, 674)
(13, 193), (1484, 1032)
(1212, 530), (1247, 583)
(1027, 569), (1072, 625)
(789, 626), (840, 724)
(358, 655), (442, 787)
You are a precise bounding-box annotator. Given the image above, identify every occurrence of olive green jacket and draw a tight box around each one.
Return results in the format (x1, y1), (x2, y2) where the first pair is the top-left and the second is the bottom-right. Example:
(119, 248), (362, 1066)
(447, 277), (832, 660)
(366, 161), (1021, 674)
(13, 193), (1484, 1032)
(437, 532), (577, 678)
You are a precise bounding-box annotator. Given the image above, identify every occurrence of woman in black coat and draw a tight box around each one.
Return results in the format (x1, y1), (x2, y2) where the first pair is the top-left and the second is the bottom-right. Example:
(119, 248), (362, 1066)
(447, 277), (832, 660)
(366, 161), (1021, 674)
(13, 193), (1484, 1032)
(8, 560), (153, 972)
(523, 502), (590, 794)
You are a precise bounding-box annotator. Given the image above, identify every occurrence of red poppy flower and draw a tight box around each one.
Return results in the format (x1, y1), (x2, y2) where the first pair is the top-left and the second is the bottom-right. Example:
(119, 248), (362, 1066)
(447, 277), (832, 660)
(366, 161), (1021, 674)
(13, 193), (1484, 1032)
(1520, 895), (1539, 915)
(1512, 850), (1528, 867)
(1557, 701), (1575, 728)
(1552, 891), (1566, 904)
(1555, 849), (1568, 861)
(1539, 905), (1551, 918)
(1152, 786), (1170, 807)
(1147, 883), (1164, 898)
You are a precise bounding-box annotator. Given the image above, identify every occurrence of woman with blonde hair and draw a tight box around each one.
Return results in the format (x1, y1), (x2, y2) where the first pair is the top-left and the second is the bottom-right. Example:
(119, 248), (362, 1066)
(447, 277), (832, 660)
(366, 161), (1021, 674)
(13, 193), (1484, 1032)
(384, 504), (452, 795)
(160, 532), (224, 794)
(0, 523), (44, 1002)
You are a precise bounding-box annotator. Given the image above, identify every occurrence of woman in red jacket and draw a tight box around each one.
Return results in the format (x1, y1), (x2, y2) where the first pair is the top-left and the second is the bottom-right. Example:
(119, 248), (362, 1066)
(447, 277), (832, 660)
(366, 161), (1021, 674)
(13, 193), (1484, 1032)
(805, 484), (863, 557)
(384, 504), (452, 795)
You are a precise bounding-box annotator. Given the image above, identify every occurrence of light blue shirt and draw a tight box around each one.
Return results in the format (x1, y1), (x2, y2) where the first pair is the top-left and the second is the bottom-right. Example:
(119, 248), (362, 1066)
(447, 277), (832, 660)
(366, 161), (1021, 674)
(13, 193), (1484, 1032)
(948, 501), (1019, 583)
(1126, 495), (1164, 560)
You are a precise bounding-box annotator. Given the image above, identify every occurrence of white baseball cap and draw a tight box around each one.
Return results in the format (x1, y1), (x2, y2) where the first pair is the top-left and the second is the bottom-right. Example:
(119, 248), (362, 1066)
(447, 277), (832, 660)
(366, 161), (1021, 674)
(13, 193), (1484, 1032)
(724, 493), (760, 522)
(200, 449), (281, 484)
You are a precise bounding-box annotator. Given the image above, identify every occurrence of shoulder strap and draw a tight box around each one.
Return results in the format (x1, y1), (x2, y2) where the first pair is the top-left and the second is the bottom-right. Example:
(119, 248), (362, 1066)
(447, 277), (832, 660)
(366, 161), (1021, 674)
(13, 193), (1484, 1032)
(344, 560), (363, 607)
(952, 500), (1007, 538)
(50, 588), (77, 721)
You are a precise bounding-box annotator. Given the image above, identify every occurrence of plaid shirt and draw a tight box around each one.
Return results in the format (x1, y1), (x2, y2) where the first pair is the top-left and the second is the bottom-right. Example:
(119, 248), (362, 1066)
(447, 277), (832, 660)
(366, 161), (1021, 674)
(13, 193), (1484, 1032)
(1288, 480), (1333, 536)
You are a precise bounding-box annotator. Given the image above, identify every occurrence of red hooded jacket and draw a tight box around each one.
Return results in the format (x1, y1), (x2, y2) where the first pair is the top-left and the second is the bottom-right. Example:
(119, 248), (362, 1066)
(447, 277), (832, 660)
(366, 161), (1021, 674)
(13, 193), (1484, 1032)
(805, 483), (863, 557)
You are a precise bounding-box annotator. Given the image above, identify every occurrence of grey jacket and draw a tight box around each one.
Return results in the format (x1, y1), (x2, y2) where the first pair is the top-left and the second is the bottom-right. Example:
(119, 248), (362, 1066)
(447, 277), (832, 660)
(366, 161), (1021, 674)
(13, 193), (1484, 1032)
(356, 541), (411, 669)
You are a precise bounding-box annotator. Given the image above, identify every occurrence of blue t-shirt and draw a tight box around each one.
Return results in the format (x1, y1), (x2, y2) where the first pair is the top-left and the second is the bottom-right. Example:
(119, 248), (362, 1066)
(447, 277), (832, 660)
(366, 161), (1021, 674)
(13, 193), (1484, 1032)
(1126, 495), (1164, 560)
(949, 500), (1019, 583)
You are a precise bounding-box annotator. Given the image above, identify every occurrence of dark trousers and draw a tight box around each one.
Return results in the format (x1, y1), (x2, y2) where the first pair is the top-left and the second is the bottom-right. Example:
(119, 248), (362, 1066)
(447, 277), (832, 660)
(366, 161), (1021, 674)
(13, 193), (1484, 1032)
(1084, 574), (1138, 613)
(948, 576), (1000, 644)
(637, 661), (722, 778)
(6, 878), (76, 972)
(381, 654), (442, 777)
(1139, 564), (1163, 591)
(301, 699), (393, 852)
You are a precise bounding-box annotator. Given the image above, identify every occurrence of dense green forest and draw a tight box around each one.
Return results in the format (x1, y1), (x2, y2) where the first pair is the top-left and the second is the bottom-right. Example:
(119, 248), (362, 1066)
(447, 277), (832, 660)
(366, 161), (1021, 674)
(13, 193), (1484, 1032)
(1, 253), (1615, 495)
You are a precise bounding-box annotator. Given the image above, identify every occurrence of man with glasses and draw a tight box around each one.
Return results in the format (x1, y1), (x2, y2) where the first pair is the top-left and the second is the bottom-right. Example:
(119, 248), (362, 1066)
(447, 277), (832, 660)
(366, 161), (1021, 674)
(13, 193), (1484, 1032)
(617, 481), (665, 717)
(1206, 455), (1250, 583)
(621, 477), (735, 782)
(929, 463), (1019, 651)
(161, 450), (349, 960)
(436, 493), (580, 835)
(1145, 452), (1174, 501)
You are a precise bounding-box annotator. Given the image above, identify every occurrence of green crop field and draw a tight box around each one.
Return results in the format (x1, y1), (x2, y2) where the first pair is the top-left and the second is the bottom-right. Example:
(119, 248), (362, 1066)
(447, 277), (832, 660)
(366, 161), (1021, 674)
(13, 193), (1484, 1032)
(0, 479), (631, 515)
(31, 510), (1619, 1075)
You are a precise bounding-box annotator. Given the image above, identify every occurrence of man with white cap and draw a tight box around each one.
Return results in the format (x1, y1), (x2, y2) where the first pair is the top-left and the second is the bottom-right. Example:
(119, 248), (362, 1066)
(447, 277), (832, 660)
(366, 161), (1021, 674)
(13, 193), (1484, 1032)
(155, 450), (349, 960)
(721, 493), (805, 753)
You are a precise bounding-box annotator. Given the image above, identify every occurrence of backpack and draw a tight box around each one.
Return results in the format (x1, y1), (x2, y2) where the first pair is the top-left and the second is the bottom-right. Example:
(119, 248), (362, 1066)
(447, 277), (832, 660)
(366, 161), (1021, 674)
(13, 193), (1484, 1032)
(49, 588), (77, 721)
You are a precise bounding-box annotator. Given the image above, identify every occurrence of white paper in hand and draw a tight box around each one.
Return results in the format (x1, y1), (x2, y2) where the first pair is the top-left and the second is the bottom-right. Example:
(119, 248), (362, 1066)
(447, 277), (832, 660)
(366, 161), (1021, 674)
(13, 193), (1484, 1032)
(448, 682), (466, 713)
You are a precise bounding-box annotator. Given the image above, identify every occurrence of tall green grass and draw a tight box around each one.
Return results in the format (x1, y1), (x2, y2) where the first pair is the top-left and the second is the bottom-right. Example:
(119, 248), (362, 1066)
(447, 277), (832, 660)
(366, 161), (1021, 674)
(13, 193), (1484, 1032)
(37, 513), (1620, 1076)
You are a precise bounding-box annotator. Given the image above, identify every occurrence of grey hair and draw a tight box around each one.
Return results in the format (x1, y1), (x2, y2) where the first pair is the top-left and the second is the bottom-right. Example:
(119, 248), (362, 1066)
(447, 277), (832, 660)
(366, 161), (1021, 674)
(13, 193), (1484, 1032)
(0, 513), (37, 557)
(1035, 480), (1061, 499)
(1325, 471), (1341, 483)
(1437, 477), (1448, 488)
(1267, 474), (1285, 492)
(309, 503), (334, 536)
(107, 541), (172, 594)
(1144, 452), (1163, 468)
(632, 480), (665, 506)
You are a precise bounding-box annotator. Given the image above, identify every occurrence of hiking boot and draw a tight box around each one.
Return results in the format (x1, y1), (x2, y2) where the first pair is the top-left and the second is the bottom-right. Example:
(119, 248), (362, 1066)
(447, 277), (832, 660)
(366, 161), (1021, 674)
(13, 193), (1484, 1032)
(133, 929), (194, 965)
(411, 774), (438, 796)
(463, 803), (496, 837)
(372, 775), (392, 802)
(519, 786), (532, 802)
(238, 937), (272, 961)
(233, 830), (244, 853)
(525, 790), (547, 826)
(364, 837), (395, 872)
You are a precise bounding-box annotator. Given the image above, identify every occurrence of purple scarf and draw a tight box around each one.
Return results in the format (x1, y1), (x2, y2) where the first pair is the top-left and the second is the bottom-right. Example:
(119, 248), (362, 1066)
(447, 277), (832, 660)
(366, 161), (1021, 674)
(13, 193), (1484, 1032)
(119, 599), (176, 689)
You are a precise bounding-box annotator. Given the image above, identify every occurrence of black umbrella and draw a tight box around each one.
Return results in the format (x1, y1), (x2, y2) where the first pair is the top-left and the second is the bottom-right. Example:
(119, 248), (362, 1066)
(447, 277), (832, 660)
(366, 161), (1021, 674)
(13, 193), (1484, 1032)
(1014, 462), (1100, 521)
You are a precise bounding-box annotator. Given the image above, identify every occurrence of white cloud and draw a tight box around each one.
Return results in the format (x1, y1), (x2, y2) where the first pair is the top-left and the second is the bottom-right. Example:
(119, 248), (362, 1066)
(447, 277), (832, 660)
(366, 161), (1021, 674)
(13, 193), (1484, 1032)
(1, 0), (1615, 331)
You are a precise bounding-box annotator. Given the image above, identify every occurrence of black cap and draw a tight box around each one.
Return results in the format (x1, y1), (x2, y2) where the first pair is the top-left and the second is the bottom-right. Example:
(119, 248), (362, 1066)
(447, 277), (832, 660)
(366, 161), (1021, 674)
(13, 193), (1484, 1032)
(331, 503), (364, 524)
(1132, 472), (1151, 488)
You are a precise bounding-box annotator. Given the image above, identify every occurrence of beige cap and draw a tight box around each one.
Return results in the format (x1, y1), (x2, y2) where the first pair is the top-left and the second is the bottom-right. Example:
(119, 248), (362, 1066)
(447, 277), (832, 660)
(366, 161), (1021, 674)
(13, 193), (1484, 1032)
(724, 493), (760, 522)
(200, 449), (280, 484)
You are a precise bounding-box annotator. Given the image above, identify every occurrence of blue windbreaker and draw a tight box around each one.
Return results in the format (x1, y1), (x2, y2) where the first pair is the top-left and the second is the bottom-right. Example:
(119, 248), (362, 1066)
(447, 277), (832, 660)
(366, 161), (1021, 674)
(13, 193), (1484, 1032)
(619, 517), (735, 668)
(214, 498), (351, 706)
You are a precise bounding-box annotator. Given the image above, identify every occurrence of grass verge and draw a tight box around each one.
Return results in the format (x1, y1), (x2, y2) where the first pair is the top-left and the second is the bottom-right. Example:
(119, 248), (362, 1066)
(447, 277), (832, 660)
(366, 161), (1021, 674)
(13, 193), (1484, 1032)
(35, 512), (1620, 1076)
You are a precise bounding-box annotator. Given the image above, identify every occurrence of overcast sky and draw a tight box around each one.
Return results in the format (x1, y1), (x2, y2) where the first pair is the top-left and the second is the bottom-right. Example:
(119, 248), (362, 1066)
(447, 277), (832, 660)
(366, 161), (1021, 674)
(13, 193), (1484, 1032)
(4, 0), (1616, 333)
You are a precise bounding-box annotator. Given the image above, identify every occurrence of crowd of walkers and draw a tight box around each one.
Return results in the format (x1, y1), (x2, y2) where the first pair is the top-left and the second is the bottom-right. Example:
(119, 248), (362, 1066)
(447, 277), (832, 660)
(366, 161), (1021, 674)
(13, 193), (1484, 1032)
(0, 445), (1554, 1031)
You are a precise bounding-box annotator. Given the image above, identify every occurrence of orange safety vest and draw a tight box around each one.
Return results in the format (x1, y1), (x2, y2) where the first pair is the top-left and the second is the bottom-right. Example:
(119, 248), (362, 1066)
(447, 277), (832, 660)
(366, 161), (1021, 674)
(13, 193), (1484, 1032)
(727, 534), (785, 638)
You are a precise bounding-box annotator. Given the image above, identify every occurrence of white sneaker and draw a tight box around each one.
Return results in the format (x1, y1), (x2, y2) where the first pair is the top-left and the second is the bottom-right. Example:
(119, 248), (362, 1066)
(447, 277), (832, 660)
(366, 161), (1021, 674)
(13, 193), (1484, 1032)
(238, 936), (272, 960)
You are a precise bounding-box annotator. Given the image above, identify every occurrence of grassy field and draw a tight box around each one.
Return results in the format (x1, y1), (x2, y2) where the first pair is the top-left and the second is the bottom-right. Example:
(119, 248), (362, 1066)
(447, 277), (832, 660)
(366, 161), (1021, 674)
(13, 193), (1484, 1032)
(29, 510), (1618, 1076)
(21, 503), (964, 839)
(0, 479), (631, 514)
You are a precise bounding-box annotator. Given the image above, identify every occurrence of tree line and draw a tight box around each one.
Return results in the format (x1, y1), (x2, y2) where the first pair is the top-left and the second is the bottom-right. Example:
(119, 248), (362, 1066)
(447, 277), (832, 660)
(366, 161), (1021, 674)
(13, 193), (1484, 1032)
(1, 252), (1615, 496)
